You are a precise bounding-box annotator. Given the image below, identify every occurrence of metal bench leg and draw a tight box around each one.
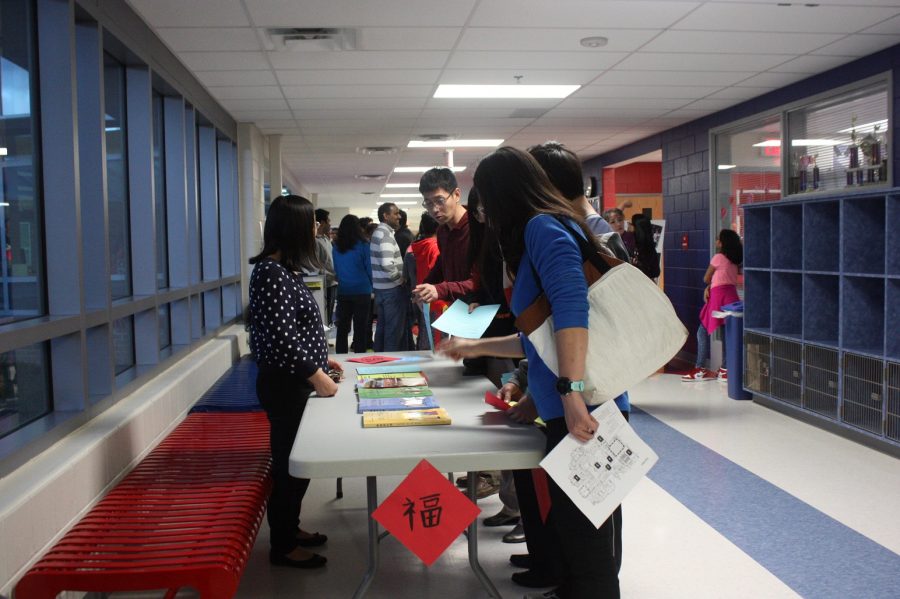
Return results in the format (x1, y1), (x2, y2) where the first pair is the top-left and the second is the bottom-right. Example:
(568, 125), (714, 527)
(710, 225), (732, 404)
(336, 476), (343, 499)
(467, 471), (502, 598)
(352, 476), (380, 599)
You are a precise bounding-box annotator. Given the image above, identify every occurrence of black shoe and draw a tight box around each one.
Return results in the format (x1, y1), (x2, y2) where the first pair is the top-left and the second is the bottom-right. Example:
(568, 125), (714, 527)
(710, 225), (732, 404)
(510, 553), (532, 569)
(296, 531), (328, 547)
(269, 550), (327, 569)
(484, 511), (520, 527)
(455, 475), (468, 488)
(502, 522), (526, 543)
(512, 569), (562, 589)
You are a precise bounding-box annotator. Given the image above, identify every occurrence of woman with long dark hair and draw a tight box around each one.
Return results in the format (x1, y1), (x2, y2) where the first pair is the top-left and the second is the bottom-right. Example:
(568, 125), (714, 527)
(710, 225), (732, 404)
(332, 214), (372, 353)
(631, 214), (661, 280)
(441, 148), (620, 599)
(248, 195), (342, 569)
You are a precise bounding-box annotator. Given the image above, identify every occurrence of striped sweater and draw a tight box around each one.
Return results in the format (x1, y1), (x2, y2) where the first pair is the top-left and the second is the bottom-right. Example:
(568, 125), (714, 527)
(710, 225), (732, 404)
(370, 222), (404, 290)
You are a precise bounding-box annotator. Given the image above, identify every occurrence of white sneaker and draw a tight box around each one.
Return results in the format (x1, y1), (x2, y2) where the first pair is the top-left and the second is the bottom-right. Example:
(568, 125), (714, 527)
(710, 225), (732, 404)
(717, 367), (728, 382)
(681, 367), (716, 382)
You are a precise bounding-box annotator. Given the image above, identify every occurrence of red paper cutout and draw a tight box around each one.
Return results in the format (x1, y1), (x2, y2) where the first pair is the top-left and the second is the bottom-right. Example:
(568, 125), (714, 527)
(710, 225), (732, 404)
(532, 468), (551, 524)
(372, 459), (480, 566)
(347, 355), (401, 364)
(484, 391), (511, 412)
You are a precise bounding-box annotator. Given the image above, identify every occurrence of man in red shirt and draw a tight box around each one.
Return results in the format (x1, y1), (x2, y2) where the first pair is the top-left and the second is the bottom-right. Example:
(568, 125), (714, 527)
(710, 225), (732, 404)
(412, 168), (475, 304)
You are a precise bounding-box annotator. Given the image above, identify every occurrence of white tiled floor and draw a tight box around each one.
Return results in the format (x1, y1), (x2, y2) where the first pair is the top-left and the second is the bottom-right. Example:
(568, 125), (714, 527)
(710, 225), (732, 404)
(231, 373), (900, 599)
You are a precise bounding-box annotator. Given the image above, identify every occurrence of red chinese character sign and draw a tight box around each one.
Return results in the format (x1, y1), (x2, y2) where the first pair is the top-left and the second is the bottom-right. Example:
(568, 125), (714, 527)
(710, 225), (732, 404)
(372, 459), (480, 566)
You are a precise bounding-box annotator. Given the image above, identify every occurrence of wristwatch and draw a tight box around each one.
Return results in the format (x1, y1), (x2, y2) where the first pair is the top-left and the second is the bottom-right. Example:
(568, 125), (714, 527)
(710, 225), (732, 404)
(555, 377), (585, 396)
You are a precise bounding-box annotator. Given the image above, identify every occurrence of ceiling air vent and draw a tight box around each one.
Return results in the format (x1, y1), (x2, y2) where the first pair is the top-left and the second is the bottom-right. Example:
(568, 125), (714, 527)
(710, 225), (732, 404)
(355, 174), (388, 181)
(416, 133), (455, 142)
(264, 28), (357, 52)
(357, 146), (397, 155)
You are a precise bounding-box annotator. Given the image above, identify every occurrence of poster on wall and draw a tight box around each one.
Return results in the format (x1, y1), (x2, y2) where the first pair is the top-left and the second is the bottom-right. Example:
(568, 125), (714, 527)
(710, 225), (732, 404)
(650, 219), (665, 254)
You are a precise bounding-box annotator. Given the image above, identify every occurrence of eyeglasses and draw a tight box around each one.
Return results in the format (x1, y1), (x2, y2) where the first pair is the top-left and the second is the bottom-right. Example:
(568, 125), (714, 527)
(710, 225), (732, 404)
(421, 189), (458, 210)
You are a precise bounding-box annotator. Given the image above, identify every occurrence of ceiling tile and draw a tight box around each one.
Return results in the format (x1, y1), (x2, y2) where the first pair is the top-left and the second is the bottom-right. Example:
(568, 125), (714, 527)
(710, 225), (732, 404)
(679, 97), (741, 111)
(243, 0), (478, 27)
(208, 86), (284, 100)
(179, 51), (270, 71)
(439, 69), (602, 85)
(127, 0), (249, 27)
(573, 84), (723, 99)
(643, 31), (843, 54)
(281, 85), (434, 99)
(673, 3), (899, 33)
(357, 27), (462, 50)
(768, 54), (856, 74)
(470, 1), (698, 28)
(863, 14), (900, 34)
(288, 98), (427, 110)
(616, 52), (788, 72)
(811, 34), (900, 57)
(544, 107), (672, 119)
(155, 27), (260, 52)
(292, 109), (420, 120)
(276, 69), (441, 85)
(733, 72), (810, 87)
(229, 110), (295, 121)
(267, 50), (449, 70)
(446, 51), (627, 71)
(706, 86), (775, 100)
(594, 70), (754, 87)
(456, 27), (661, 52)
(220, 98), (289, 111)
(559, 97), (689, 110)
(193, 70), (279, 86)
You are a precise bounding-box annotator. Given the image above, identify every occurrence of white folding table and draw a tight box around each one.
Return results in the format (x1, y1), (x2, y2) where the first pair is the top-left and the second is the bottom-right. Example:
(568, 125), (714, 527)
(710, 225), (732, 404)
(289, 353), (545, 598)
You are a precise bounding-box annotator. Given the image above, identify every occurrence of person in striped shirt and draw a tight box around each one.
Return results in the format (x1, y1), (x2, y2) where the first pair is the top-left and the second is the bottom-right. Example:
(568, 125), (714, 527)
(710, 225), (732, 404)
(370, 202), (408, 351)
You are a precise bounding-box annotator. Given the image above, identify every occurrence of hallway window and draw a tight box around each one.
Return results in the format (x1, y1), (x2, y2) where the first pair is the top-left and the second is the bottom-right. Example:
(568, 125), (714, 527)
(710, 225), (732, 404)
(0, 0), (44, 325)
(105, 53), (131, 299)
(0, 342), (50, 438)
(153, 91), (168, 289)
(112, 315), (135, 376)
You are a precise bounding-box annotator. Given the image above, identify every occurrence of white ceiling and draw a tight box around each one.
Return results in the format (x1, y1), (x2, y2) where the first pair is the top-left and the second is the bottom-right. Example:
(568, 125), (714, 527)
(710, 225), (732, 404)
(127, 0), (900, 220)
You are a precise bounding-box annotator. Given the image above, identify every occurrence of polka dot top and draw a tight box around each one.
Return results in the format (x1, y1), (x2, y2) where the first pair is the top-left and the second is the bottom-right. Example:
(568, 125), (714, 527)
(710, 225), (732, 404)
(249, 258), (328, 378)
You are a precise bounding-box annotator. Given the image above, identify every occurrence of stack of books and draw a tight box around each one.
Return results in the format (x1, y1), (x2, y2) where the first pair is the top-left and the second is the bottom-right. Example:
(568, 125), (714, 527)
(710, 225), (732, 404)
(356, 366), (450, 428)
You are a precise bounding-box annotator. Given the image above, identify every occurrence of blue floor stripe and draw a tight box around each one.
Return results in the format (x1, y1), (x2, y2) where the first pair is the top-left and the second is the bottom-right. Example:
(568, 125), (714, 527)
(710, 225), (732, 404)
(632, 406), (900, 599)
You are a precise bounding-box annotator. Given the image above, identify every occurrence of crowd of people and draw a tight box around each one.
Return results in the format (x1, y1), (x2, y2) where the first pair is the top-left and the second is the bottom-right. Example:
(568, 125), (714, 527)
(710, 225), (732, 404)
(246, 141), (742, 599)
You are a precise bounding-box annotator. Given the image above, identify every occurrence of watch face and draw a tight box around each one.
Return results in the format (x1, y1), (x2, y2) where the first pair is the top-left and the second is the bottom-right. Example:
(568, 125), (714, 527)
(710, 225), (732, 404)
(556, 377), (571, 394)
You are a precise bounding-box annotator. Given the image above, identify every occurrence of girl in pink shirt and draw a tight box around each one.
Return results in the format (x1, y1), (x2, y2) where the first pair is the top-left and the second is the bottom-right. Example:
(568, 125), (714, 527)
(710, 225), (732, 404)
(683, 229), (743, 382)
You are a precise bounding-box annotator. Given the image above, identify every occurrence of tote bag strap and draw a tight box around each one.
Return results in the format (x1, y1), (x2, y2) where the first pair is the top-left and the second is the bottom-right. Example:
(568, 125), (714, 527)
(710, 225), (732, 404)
(515, 216), (624, 335)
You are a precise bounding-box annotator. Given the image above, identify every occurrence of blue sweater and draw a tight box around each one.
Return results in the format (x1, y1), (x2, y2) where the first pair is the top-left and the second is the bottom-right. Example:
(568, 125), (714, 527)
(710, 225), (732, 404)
(332, 241), (373, 296)
(510, 215), (629, 421)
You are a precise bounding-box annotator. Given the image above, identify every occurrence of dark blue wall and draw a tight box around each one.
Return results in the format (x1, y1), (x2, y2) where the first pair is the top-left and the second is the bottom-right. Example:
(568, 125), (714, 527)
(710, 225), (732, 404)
(584, 43), (900, 358)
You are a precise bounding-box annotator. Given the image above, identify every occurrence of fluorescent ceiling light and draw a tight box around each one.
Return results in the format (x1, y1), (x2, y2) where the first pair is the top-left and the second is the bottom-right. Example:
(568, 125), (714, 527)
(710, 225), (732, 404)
(838, 119), (888, 134)
(408, 139), (503, 148)
(752, 140), (781, 147)
(717, 164), (737, 170)
(394, 166), (466, 173)
(385, 183), (420, 188)
(379, 194), (420, 198)
(434, 84), (580, 99)
(753, 139), (849, 148)
(0, 147), (7, 156)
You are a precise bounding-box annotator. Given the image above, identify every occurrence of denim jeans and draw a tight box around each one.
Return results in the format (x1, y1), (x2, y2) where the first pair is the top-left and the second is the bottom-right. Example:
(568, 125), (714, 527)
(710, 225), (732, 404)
(695, 324), (726, 369)
(374, 286), (409, 352)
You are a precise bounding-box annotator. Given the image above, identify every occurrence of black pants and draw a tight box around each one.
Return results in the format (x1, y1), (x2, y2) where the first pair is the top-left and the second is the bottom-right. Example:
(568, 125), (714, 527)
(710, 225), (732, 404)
(336, 293), (371, 354)
(541, 417), (621, 599)
(256, 367), (313, 555)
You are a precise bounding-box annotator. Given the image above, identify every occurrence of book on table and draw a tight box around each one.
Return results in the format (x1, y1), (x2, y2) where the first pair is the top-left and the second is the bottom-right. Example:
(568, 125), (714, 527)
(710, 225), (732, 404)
(357, 386), (433, 399)
(358, 375), (428, 389)
(362, 408), (451, 428)
(357, 395), (439, 413)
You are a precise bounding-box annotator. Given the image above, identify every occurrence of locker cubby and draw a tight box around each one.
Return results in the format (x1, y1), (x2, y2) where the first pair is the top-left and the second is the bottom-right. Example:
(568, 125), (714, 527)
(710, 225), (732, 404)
(886, 362), (900, 443)
(803, 345), (839, 419)
(841, 276), (885, 355)
(744, 270), (771, 330)
(771, 338), (802, 406)
(888, 280), (900, 360)
(771, 272), (802, 337)
(771, 204), (803, 270)
(802, 274), (839, 345)
(744, 332), (771, 395)
(743, 207), (771, 269)
(803, 200), (839, 272)
(888, 195), (900, 275)
(841, 353), (884, 435)
(841, 196), (885, 275)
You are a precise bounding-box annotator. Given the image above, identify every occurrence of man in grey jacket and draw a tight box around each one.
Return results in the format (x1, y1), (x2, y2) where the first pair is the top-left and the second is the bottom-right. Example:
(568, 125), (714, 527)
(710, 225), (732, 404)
(370, 203), (407, 351)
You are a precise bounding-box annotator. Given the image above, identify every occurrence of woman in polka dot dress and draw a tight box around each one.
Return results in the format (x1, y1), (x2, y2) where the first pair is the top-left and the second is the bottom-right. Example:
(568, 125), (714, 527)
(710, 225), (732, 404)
(248, 195), (343, 569)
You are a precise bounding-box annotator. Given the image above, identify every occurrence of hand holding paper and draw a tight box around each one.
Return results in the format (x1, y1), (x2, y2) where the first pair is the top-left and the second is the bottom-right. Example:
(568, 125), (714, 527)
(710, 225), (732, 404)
(431, 300), (500, 339)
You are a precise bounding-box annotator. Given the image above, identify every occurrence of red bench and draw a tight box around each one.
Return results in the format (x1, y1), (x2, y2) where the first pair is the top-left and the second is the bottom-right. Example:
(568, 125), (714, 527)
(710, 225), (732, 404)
(16, 412), (271, 599)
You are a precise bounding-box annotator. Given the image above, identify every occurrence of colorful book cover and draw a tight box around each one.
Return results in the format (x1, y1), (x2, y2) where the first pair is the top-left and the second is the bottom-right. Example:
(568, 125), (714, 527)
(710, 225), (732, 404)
(362, 408), (451, 428)
(357, 396), (439, 413)
(356, 363), (431, 375)
(358, 376), (429, 389)
(357, 386), (433, 399)
(356, 370), (426, 379)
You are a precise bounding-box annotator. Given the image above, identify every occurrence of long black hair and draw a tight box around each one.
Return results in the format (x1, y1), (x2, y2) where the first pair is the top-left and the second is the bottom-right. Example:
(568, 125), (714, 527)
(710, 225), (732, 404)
(632, 214), (655, 251)
(473, 146), (598, 276)
(248, 195), (320, 272)
(335, 214), (365, 253)
(718, 228), (743, 266)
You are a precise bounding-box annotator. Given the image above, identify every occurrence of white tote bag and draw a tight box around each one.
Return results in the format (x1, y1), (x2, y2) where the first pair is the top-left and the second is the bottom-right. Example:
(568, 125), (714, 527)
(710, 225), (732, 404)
(515, 220), (688, 404)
